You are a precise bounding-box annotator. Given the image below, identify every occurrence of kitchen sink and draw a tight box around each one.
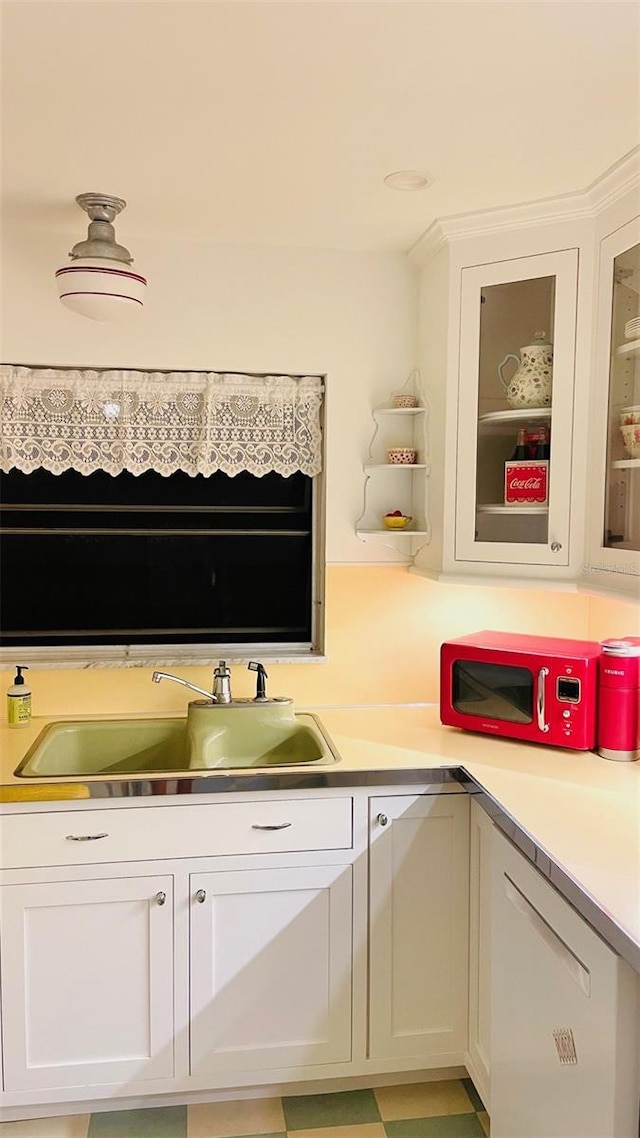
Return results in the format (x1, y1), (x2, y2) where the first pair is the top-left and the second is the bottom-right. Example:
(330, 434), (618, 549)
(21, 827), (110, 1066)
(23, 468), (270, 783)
(14, 708), (338, 778)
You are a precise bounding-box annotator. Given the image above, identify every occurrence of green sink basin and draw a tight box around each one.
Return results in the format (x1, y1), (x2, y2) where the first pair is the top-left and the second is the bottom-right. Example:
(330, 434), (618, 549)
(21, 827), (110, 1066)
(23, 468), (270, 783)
(15, 709), (337, 778)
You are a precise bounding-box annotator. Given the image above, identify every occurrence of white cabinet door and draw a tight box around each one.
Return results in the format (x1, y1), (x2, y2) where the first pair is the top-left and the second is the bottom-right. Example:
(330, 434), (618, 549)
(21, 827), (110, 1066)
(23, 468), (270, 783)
(456, 250), (578, 568)
(467, 799), (493, 1112)
(0, 875), (174, 1092)
(585, 212), (640, 595)
(190, 864), (352, 1076)
(368, 793), (469, 1061)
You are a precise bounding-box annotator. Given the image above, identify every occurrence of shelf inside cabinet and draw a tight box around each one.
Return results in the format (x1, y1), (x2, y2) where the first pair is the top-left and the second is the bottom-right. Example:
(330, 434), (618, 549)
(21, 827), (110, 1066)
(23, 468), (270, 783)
(477, 504), (549, 516)
(478, 407), (552, 435)
(616, 338), (640, 356)
(612, 458), (640, 469)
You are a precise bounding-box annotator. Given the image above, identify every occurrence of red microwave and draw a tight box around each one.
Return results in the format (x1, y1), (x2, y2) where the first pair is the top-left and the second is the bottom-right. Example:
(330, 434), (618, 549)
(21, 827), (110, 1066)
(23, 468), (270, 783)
(440, 631), (602, 750)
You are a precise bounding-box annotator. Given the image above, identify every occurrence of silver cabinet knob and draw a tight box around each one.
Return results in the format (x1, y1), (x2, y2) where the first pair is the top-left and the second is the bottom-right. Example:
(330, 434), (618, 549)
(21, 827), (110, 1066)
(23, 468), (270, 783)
(550, 541), (562, 552)
(155, 891), (166, 906)
(377, 813), (389, 827)
(195, 889), (207, 903)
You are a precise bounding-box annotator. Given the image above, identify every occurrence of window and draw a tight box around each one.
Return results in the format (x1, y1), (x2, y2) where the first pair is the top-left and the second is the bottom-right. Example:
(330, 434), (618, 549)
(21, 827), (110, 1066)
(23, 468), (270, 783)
(0, 367), (324, 665)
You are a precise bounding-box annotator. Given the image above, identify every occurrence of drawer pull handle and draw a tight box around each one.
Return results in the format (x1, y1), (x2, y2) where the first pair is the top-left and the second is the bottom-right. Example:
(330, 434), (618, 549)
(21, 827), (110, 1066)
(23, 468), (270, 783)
(155, 891), (167, 906)
(251, 822), (292, 831)
(195, 889), (207, 903)
(65, 833), (108, 842)
(377, 813), (389, 827)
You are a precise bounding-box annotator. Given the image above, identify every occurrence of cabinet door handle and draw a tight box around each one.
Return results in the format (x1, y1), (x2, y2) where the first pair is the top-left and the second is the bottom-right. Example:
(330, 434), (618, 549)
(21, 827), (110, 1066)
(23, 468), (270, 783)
(195, 889), (206, 903)
(251, 822), (292, 831)
(155, 891), (167, 906)
(550, 541), (562, 552)
(377, 813), (389, 827)
(65, 832), (108, 842)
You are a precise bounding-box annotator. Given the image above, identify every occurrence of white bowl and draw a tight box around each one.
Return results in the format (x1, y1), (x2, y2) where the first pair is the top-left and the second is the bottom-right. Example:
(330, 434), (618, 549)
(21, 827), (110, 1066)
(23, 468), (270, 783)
(387, 447), (417, 464)
(624, 317), (640, 340)
(620, 423), (640, 458)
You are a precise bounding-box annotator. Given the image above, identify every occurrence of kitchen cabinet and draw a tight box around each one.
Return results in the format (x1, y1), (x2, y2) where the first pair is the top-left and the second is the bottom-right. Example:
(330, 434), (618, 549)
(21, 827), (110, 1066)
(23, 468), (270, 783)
(0, 792), (355, 1109)
(0, 874), (175, 1092)
(491, 827), (640, 1138)
(585, 203), (640, 597)
(455, 251), (577, 569)
(0, 783), (474, 1117)
(467, 798), (493, 1113)
(189, 864), (353, 1076)
(411, 228), (588, 586)
(410, 147), (640, 595)
(368, 792), (469, 1062)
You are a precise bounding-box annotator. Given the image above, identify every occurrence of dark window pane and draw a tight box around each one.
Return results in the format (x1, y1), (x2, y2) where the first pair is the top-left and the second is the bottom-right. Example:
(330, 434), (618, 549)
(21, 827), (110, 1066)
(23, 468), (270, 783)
(0, 470), (314, 648)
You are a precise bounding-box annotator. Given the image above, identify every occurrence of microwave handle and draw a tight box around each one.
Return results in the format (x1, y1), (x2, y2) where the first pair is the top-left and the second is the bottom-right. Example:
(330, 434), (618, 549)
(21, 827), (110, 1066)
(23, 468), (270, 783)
(537, 667), (550, 733)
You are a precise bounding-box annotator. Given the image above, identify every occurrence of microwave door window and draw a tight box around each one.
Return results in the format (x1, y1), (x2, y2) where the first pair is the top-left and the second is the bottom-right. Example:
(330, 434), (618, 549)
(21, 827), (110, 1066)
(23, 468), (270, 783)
(452, 661), (533, 724)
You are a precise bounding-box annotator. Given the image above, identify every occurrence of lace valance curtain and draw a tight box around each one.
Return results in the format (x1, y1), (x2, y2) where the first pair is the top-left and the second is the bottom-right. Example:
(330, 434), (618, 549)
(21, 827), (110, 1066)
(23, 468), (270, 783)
(0, 366), (323, 478)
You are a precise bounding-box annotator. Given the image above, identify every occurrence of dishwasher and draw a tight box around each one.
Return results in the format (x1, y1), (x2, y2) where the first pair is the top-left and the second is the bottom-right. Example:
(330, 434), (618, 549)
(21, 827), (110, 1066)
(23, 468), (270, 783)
(491, 827), (640, 1138)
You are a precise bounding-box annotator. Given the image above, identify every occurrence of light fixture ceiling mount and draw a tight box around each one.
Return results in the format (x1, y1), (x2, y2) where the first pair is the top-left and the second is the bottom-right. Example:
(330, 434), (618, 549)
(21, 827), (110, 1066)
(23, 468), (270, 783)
(383, 170), (432, 191)
(55, 192), (147, 321)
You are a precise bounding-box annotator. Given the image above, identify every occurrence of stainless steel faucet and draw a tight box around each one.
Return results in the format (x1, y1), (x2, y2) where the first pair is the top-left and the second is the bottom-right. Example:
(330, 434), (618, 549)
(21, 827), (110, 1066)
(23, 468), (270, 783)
(152, 660), (233, 703)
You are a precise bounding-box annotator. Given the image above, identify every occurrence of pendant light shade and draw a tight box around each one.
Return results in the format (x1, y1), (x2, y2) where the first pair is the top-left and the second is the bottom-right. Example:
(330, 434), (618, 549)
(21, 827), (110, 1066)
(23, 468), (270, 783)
(55, 193), (147, 321)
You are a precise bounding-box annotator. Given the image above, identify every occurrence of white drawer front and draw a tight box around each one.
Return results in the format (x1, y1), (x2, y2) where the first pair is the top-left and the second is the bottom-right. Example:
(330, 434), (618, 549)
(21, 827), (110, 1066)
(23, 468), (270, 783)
(0, 797), (353, 868)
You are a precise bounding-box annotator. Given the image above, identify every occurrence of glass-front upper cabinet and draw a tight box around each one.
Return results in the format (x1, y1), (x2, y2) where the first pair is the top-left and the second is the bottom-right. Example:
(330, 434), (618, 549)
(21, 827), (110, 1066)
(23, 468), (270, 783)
(455, 250), (578, 567)
(601, 229), (640, 556)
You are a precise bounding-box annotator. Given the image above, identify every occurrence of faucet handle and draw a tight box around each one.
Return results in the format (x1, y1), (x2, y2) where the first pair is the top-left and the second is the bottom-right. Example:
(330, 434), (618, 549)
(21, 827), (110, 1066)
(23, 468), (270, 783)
(212, 660), (232, 703)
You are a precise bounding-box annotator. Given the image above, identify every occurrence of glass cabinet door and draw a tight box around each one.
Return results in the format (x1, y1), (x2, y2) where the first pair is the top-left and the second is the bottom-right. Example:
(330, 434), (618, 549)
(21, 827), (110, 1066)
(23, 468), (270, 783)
(455, 250), (578, 567)
(603, 237), (640, 553)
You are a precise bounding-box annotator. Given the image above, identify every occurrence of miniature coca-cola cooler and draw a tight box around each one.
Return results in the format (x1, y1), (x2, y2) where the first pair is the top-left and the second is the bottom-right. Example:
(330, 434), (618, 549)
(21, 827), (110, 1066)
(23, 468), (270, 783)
(504, 460), (548, 506)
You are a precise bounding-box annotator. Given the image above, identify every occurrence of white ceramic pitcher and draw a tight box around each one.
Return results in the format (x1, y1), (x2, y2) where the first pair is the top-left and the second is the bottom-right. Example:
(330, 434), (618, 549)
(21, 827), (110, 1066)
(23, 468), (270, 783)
(498, 331), (553, 409)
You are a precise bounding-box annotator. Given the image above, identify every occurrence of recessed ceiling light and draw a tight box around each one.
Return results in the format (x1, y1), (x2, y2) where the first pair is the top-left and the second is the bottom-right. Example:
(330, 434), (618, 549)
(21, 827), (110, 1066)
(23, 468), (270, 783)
(384, 170), (432, 191)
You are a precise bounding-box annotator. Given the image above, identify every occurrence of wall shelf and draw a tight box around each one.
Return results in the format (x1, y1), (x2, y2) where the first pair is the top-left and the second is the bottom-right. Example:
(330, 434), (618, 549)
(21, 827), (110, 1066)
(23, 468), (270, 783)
(364, 463), (429, 472)
(355, 370), (430, 556)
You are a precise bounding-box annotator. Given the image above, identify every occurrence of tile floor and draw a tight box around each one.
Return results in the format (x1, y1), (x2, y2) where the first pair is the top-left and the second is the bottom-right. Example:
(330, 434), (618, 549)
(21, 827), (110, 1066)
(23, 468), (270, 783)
(0, 1079), (489, 1138)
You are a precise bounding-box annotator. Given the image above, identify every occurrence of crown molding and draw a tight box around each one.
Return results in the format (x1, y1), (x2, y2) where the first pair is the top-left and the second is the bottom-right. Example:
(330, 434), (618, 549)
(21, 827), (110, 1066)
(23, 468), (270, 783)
(409, 146), (640, 269)
(585, 145), (640, 212)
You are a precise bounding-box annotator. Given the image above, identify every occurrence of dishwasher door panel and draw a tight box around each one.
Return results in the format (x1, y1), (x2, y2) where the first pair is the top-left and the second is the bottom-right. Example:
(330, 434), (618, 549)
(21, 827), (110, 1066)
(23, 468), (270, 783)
(491, 828), (640, 1138)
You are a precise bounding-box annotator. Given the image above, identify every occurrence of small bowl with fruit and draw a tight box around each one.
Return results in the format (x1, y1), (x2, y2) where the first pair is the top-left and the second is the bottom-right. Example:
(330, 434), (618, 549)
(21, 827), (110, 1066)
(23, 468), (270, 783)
(382, 510), (412, 530)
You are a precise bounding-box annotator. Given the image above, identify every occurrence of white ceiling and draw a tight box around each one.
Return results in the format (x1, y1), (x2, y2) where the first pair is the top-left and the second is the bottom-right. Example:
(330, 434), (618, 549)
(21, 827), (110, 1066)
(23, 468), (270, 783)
(2, 0), (639, 252)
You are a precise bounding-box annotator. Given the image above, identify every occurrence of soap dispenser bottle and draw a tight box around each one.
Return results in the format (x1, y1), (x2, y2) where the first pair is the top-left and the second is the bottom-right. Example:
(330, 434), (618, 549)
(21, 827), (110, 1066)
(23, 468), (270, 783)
(7, 665), (31, 727)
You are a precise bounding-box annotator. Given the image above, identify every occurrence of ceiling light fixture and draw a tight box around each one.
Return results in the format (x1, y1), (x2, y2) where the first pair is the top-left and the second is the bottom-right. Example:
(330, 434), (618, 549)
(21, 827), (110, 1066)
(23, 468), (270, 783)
(383, 170), (432, 191)
(55, 193), (147, 321)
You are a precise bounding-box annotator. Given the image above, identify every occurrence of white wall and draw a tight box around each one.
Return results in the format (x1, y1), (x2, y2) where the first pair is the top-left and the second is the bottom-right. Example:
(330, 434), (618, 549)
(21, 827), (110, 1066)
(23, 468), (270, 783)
(0, 216), (418, 564)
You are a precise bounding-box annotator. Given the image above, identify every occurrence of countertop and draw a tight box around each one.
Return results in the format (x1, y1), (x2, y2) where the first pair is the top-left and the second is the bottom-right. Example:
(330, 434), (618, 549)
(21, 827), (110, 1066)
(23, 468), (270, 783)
(1, 704), (639, 969)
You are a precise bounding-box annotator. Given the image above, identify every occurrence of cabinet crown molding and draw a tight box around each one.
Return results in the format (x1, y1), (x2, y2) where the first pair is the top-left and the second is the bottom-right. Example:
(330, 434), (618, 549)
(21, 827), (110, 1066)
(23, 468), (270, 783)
(409, 146), (640, 269)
